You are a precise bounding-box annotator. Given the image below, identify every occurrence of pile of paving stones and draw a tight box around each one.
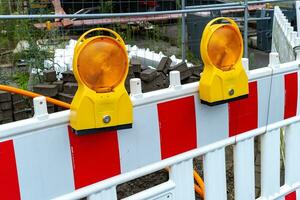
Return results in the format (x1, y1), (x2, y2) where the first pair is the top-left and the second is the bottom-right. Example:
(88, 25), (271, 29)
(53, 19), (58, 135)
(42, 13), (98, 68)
(33, 70), (78, 112)
(0, 91), (32, 125)
(0, 69), (79, 125)
(13, 94), (32, 121)
(0, 91), (14, 124)
(126, 57), (203, 93)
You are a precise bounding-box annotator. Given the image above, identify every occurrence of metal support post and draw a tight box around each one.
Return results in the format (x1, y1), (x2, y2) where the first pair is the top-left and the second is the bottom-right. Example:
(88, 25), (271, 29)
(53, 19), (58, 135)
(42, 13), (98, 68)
(181, 0), (186, 62)
(244, 0), (249, 58)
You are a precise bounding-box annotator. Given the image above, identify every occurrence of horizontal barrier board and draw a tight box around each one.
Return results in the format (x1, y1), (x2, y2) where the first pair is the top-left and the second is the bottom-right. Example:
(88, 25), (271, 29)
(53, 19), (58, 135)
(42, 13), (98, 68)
(0, 60), (300, 199)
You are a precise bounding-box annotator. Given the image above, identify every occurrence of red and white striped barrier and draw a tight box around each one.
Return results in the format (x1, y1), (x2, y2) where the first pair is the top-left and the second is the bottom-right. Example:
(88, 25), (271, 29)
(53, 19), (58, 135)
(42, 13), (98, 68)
(1, 53), (300, 199)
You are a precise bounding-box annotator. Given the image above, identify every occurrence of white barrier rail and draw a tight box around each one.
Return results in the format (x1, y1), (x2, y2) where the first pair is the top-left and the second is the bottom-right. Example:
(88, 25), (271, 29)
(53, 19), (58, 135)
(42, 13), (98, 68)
(51, 51), (299, 199)
(51, 113), (300, 199)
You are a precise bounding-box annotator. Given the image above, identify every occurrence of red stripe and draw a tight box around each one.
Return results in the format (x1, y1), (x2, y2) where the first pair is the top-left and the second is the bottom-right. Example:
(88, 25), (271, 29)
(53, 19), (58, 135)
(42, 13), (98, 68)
(158, 96), (197, 159)
(285, 191), (297, 200)
(284, 72), (298, 119)
(229, 82), (258, 137)
(68, 127), (121, 189)
(0, 140), (21, 200)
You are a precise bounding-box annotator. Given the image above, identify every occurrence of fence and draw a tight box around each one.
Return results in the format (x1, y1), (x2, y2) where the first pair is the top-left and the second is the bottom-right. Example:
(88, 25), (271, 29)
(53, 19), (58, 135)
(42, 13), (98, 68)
(1, 51), (300, 200)
(1, 1), (300, 200)
(0, 0), (297, 73)
(272, 6), (300, 62)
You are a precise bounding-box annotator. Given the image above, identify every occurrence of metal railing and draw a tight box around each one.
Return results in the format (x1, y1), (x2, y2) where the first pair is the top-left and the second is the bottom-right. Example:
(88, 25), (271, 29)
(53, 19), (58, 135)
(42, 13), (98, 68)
(0, 0), (297, 62)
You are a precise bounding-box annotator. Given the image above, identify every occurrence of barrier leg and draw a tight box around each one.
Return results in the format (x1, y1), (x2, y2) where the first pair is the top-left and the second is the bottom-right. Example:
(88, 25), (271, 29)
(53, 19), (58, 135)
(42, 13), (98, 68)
(170, 159), (195, 200)
(285, 122), (300, 198)
(261, 129), (281, 198)
(203, 148), (227, 200)
(234, 138), (255, 200)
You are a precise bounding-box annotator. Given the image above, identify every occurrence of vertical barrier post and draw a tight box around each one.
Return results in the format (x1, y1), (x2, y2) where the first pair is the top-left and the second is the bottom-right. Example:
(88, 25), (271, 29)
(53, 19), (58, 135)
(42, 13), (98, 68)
(260, 53), (281, 198)
(130, 78), (143, 98)
(269, 52), (280, 68)
(285, 122), (300, 191)
(260, 128), (281, 198)
(242, 57), (249, 72)
(169, 71), (182, 90)
(170, 159), (195, 200)
(33, 96), (48, 120)
(203, 148), (227, 200)
(234, 138), (255, 200)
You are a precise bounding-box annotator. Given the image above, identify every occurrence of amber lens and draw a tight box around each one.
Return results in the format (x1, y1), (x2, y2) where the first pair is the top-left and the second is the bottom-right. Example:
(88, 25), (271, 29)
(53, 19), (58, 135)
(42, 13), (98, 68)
(207, 25), (242, 71)
(77, 37), (127, 92)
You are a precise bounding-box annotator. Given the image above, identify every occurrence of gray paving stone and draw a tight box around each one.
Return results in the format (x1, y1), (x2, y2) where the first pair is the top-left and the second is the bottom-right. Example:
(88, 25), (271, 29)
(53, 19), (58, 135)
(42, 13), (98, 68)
(33, 84), (58, 97)
(63, 82), (78, 95)
(157, 57), (172, 75)
(140, 69), (157, 83)
(43, 69), (57, 82)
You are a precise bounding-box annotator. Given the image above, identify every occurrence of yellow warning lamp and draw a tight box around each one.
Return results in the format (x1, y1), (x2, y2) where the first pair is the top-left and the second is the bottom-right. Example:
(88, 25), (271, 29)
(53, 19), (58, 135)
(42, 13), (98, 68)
(199, 17), (249, 106)
(70, 28), (133, 135)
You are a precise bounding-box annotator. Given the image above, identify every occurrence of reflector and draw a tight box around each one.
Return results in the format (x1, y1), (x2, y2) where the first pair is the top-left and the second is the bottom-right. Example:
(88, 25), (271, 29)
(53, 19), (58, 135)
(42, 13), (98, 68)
(207, 25), (242, 71)
(70, 28), (133, 134)
(77, 37), (127, 93)
(199, 17), (249, 106)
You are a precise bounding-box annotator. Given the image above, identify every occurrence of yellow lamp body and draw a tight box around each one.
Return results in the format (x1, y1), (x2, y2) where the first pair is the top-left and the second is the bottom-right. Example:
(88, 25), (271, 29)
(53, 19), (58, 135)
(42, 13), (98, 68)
(70, 28), (133, 134)
(199, 17), (249, 106)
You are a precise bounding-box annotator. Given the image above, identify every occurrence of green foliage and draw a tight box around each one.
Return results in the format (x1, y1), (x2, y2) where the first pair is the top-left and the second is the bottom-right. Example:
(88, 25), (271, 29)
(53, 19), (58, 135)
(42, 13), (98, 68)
(0, 3), (16, 50)
(0, 0), (64, 88)
(13, 72), (30, 90)
(0, 1), (63, 85)
(11, 19), (56, 82)
(99, 0), (113, 13)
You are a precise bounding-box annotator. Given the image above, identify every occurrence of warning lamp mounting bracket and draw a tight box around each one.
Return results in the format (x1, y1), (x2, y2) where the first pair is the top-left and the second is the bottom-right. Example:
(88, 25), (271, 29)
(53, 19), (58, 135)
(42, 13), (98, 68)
(200, 94), (249, 106)
(73, 124), (133, 135)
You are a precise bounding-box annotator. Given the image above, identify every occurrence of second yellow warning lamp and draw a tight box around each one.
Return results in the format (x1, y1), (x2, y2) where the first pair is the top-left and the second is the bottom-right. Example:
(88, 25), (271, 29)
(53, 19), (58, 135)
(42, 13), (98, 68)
(70, 28), (133, 135)
(199, 17), (249, 106)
